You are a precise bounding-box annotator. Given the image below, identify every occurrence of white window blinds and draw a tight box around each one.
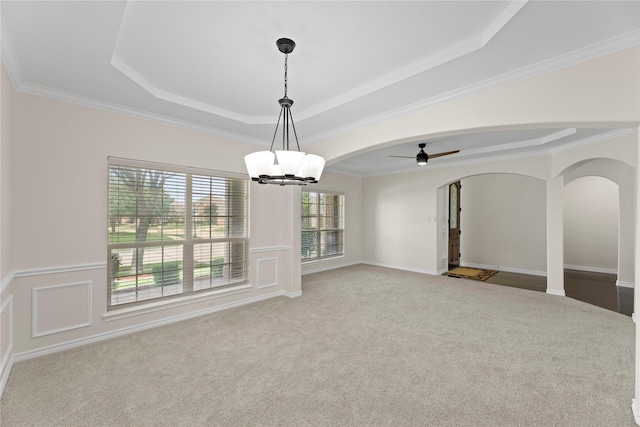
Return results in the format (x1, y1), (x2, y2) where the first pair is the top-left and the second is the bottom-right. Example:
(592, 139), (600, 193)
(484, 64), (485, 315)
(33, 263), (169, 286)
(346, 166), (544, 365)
(108, 160), (249, 308)
(301, 191), (344, 261)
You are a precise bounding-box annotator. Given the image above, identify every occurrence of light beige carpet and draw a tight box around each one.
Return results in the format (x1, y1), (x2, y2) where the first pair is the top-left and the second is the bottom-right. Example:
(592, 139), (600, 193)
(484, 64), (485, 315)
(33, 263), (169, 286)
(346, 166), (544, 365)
(1, 264), (635, 426)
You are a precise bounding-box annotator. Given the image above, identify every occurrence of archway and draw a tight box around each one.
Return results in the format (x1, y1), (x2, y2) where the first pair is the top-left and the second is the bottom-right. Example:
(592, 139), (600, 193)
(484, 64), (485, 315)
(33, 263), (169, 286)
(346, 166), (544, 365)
(548, 158), (635, 302)
(563, 176), (630, 314)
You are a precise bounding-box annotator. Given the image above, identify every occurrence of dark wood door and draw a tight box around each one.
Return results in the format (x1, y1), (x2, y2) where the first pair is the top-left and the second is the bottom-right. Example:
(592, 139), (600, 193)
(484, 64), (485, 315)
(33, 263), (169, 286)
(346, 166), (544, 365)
(448, 181), (461, 268)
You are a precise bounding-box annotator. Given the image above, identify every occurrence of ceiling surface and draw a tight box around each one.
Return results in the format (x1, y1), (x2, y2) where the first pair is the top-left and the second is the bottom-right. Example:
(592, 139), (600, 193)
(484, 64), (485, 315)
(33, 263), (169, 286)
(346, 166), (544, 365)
(1, 1), (639, 176)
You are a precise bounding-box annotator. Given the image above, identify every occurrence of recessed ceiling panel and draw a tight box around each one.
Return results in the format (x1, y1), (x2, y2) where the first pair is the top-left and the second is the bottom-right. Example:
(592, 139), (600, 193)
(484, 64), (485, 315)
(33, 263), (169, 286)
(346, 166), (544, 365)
(1, 1), (638, 153)
(112, 1), (512, 123)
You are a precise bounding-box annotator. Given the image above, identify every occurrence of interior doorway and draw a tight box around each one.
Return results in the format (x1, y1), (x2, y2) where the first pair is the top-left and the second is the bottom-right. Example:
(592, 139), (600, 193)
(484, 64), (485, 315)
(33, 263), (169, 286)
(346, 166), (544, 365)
(448, 181), (461, 269)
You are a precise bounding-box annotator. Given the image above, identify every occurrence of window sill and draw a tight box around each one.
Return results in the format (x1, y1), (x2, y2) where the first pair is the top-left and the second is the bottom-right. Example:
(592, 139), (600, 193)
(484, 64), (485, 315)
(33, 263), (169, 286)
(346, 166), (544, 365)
(103, 283), (253, 322)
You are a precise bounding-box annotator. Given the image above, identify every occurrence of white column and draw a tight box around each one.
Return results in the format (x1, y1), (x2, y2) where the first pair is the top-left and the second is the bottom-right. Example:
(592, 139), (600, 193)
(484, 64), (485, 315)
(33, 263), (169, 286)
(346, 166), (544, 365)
(546, 176), (565, 296)
(283, 185), (302, 297)
(618, 174), (635, 287)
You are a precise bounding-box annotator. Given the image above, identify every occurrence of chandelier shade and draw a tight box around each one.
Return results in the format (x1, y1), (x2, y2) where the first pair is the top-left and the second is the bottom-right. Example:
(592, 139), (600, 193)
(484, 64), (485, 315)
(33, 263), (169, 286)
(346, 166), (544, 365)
(244, 38), (325, 186)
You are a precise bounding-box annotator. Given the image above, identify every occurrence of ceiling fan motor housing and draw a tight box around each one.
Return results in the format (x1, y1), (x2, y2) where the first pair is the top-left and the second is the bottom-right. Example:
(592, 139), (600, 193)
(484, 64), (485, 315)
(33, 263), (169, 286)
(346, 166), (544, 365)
(416, 149), (428, 165)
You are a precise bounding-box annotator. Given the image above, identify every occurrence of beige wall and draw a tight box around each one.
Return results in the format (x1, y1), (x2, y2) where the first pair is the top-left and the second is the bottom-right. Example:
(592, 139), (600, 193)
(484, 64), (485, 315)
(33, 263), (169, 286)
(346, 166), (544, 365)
(1, 61), (15, 392)
(347, 47), (639, 280)
(313, 47), (639, 166)
(1, 63), (12, 280)
(564, 176), (619, 272)
(361, 154), (551, 275)
(460, 174), (547, 274)
(361, 133), (636, 278)
(455, 172), (623, 276)
(7, 90), (303, 357)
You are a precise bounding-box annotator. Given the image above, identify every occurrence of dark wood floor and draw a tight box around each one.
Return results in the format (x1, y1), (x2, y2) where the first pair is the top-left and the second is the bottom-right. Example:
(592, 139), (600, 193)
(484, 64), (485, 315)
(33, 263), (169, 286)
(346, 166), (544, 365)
(482, 269), (633, 317)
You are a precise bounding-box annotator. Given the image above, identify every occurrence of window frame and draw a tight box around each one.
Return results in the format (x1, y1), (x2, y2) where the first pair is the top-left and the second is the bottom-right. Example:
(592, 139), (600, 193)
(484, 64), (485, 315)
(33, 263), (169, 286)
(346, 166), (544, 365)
(107, 157), (249, 310)
(301, 190), (345, 262)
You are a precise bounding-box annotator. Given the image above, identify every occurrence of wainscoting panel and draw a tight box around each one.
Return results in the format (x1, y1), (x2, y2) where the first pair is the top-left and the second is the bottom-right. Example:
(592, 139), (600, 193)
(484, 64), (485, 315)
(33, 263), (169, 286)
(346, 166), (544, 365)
(32, 281), (92, 338)
(256, 257), (278, 289)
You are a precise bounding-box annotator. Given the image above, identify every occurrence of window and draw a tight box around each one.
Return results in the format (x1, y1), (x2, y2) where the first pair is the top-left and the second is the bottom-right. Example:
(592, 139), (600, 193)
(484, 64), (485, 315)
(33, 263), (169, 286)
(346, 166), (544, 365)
(301, 191), (344, 261)
(108, 159), (249, 308)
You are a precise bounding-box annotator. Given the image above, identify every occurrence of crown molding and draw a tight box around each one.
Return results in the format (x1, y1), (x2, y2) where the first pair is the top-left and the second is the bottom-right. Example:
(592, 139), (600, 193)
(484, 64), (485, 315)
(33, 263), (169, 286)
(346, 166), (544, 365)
(459, 128), (577, 158)
(2, 8), (637, 149)
(549, 128), (633, 154)
(14, 80), (268, 147)
(110, 0), (528, 125)
(306, 30), (640, 144)
(111, 54), (274, 125)
(0, 12), (22, 89)
(277, 0), (525, 123)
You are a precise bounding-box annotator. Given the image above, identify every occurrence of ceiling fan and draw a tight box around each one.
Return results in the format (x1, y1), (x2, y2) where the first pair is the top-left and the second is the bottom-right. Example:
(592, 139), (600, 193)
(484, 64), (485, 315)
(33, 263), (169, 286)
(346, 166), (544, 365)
(389, 143), (460, 166)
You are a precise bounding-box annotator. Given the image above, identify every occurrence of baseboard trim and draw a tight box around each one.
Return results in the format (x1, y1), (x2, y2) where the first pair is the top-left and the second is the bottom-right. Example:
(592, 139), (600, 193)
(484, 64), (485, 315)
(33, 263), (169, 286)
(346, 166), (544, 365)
(302, 260), (362, 276)
(0, 295), (13, 399)
(564, 264), (618, 275)
(0, 357), (13, 400)
(632, 399), (640, 425)
(460, 262), (547, 277)
(103, 284), (253, 322)
(617, 280), (635, 289)
(283, 290), (302, 298)
(11, 290), (288, 365)
(546, 289), (566, 297)
(360, 261), (439, 276)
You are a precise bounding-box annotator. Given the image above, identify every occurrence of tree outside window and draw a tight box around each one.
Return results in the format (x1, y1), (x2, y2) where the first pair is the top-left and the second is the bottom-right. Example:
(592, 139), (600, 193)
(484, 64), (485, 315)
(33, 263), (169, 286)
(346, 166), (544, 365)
(108, 161), (248, 308)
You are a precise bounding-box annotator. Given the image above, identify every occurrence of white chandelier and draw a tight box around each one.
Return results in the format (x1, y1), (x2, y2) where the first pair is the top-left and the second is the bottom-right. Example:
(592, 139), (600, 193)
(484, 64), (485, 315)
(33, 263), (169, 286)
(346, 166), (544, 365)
(245, 38), (325, 186)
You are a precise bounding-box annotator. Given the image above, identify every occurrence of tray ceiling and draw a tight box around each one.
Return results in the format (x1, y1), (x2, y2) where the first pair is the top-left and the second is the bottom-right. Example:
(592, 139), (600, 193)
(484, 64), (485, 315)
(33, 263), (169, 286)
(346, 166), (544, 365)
(1, 1), (639, 175)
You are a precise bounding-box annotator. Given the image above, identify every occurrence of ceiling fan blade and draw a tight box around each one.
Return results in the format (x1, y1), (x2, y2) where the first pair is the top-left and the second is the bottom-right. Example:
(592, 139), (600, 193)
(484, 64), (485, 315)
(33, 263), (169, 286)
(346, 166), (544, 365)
(388, 155), (415, 159)
(428, 150), (460, 159)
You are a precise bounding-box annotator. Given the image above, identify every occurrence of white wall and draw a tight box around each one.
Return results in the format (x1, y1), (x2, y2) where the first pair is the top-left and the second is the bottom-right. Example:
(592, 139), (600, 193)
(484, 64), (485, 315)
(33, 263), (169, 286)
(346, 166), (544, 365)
(308, 47), (639, 166)
(563, 176), (619, 272)
(301, 171), (363, 275)
(460, 174), (547, 275)
(361, 154), (552, 275)
(362, 171), (438, 274)
(360, 133), (637, 279)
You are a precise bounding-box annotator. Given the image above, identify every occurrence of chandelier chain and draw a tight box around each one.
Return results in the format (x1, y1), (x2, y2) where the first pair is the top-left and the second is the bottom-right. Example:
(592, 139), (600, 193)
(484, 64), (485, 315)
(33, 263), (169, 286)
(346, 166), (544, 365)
(283, 54), (288, 98)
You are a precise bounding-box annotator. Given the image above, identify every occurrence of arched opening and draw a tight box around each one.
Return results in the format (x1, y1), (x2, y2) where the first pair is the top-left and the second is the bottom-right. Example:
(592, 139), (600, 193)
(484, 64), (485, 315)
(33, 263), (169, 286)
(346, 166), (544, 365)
(438, 173), (548, 290)
(437, 167), (633, 316)
(562, 176), (632, 315)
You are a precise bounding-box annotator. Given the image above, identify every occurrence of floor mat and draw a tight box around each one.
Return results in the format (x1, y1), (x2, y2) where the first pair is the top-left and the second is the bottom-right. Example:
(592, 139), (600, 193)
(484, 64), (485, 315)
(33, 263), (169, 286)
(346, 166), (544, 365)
(445, 267), (498, 281)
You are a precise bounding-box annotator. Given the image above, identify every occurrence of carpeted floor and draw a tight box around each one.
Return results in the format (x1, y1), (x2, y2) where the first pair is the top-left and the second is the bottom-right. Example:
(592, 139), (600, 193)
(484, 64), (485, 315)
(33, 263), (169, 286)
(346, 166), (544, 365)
(1, 264), (636, 426)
